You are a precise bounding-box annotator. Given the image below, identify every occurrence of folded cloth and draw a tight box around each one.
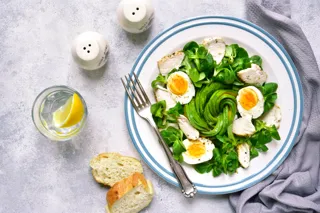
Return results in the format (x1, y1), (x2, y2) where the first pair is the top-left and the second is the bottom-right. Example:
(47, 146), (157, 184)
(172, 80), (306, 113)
(229, 0), (320, 212)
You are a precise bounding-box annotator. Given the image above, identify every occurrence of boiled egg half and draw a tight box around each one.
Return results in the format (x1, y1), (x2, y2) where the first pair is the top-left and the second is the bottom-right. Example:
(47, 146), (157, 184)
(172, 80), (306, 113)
(167, 71), (195, 104)
(182, 137), (215, 165)
(237, 86), (264, 119)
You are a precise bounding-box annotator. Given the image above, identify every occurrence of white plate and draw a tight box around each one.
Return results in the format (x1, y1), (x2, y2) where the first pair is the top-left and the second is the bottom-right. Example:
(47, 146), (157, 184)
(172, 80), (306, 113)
(124, 16), (303, 194)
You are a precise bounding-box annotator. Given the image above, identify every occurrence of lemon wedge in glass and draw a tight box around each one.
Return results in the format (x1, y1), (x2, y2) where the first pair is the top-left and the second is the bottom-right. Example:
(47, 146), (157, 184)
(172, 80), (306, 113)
(52, 93), (84, 128)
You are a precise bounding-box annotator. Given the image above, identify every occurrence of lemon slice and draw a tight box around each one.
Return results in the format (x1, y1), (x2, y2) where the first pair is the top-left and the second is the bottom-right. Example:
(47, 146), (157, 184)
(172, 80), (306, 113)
(53, 93), (85, 128)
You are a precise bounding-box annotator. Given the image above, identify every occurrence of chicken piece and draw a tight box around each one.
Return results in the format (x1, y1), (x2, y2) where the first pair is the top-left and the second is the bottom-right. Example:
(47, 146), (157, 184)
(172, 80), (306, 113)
(154, 86), (177, 110)
(237, 64), (267, 85)
(157, 51), (184, 75)
(202, 37), (226, 64)
(232, 116), (256, 137)
(237, 143), (250, 168)
(177, 115), (200, 140)
(261, 105), (281, 129)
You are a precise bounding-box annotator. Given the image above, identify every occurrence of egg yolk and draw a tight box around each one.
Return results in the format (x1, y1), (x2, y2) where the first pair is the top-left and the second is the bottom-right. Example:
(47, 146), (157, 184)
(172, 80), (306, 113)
(168, 74), (188, 95)
(187, 142), (206, 158)
(239, 88), (258, 110)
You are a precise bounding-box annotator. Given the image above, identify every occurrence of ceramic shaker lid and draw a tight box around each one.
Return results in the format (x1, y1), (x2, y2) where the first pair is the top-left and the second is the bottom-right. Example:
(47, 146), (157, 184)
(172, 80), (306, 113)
(71, 31), (109, 71)
(117, 0), (154, 33)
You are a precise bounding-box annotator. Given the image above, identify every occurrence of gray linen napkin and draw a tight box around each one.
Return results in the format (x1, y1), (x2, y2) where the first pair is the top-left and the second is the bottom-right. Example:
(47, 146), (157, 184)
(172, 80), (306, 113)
(229, 0), (320, 212)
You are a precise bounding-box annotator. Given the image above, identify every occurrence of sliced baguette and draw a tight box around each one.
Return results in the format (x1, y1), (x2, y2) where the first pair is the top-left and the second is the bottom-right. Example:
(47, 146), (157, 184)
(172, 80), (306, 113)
(90, 153), (143, 187)
(106, 173), (154, 213)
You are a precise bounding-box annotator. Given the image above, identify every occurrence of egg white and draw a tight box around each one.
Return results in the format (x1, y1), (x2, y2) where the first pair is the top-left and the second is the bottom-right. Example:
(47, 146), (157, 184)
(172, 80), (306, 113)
(182, 137), (215, 165)
(167, 71), (195, 105)
(237, 86), (264, 119)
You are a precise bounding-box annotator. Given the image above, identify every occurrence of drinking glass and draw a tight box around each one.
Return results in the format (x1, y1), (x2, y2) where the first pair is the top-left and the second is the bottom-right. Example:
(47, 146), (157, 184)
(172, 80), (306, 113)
(32, 85), (88, 141)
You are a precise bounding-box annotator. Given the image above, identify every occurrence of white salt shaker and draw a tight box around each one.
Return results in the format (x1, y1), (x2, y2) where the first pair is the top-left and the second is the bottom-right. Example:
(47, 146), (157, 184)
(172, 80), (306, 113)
(117, 0), (154, 33)
(71, 31), (109, 71)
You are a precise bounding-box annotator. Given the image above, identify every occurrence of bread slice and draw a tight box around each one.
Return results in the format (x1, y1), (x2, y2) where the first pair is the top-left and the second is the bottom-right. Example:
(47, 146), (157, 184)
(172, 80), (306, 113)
(90, 153), (143, 187)
(106, 173), (154, 213)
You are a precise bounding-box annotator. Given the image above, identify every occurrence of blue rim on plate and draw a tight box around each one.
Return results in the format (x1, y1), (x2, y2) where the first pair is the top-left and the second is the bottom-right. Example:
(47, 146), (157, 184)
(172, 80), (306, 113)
(124, 16), (303, 194)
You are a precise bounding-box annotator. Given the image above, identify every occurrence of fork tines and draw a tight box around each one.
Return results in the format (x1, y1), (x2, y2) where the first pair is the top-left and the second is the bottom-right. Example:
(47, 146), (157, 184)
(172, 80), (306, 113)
(121, 73), (151, 111)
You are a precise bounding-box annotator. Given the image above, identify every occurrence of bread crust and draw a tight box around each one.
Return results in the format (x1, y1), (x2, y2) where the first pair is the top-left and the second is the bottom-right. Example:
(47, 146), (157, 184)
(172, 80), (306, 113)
(107, 173), (148, 208)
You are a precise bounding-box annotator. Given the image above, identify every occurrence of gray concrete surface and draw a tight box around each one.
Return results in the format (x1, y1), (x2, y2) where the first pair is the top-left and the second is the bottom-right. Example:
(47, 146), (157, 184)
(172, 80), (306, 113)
(0, 0), (319, 212)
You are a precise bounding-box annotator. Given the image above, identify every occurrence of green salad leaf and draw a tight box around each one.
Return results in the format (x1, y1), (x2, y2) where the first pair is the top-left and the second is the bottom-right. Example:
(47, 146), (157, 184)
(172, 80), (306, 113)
(194, 148), (223, 176)
(194, 47), (215, 75)
(250, 120), (281, 153)
(194, 161), (214, 174)
(225, 44), (239, 61)
(249, 55), (263, 67)
(181, 56), (201, 82)
(193, 78), (211, 88)
(166, 103), (184, 122)
(213, 67), (236, 84)
(236, 47), (249, 59)
(262, 82), (278, 95)
(221, 150), (239, 174)
(150, 100), (167, 128)
(250, 147), (259, 160)
(160, 126), (186, 162)
(181, 41), (215, 86)
(214, 125), (240, 174)
(151, 74), (167, 88)
(183, 41), (199, 52)
(160, 126), (182, 146)
(261, 82), (278, 113)
(151, 101), (184, 128)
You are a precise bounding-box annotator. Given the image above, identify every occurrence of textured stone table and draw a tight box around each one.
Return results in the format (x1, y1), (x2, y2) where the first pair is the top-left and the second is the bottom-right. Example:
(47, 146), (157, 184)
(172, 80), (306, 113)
(1, 0), (319, 212)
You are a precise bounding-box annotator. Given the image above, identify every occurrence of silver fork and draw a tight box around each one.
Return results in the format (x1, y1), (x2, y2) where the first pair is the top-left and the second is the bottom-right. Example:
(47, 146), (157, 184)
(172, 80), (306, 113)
(121, 73), (197, 198)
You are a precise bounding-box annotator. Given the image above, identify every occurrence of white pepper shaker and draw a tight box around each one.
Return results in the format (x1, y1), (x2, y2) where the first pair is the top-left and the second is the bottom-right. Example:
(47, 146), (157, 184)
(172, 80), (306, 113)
(71, 31), (109, 71)
(117, 0), (154, 33)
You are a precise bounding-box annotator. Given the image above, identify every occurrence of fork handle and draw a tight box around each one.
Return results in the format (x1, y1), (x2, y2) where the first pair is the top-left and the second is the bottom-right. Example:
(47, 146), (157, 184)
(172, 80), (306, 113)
(149, 121), (197, 198)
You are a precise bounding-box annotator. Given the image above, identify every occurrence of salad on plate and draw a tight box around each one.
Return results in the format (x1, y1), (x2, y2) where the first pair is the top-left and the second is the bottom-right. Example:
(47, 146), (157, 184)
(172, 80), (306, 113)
(150, 38), (281, 177)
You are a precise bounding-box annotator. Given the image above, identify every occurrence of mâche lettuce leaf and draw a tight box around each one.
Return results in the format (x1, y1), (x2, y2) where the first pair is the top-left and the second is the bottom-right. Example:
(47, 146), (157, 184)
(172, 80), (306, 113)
(213, 67), (237, 84)
(261, 82), (278, 113)
(180, 41), (215, 86)
(150, 101), (183, 128)
(160, 126), (186, 162)
(151, 74), (167, 88)
(166, 103), (183, 122)
(249, 120), (281, 155)
(249, 55), (262, 67)
(150, 100), (167, 128)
